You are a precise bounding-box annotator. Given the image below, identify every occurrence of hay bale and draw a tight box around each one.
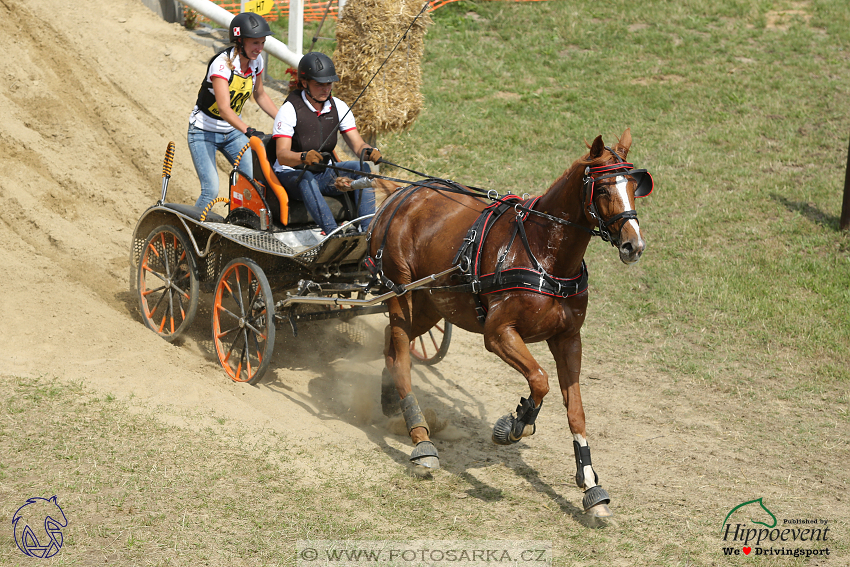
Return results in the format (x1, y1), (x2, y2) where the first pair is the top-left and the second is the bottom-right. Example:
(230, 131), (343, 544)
(333, 0), (431, 137)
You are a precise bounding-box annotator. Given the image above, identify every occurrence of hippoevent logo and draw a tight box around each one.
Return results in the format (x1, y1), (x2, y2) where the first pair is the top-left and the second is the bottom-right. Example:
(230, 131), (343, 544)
(720, 497), (830, 558)
(12, 496), (68, 559)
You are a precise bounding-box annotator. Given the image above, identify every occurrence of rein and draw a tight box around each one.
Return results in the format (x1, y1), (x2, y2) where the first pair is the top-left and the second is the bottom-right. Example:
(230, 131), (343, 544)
(332, 147), (650, 243)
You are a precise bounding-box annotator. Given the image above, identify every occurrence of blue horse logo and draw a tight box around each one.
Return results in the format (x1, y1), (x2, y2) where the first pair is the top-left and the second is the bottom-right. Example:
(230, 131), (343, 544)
(12, 496), (68, 558)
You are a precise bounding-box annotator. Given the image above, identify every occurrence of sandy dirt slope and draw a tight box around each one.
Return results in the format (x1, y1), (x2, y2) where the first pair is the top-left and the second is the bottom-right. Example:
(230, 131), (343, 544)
(0, 0), (321, 432)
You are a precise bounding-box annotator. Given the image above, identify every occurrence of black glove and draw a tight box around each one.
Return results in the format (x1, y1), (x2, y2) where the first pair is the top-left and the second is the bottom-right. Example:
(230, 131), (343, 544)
(245, 127), (264, 139)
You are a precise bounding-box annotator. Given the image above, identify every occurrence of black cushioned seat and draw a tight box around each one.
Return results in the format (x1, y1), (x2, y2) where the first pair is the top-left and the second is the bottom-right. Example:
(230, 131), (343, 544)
(252, 135), (353, 227)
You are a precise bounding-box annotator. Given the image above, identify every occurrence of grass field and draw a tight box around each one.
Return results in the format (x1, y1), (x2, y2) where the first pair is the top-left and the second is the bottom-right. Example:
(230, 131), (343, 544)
(276, 0), (850, 387)
(387, 0), (850, 390)
(3, 0), (849, 565)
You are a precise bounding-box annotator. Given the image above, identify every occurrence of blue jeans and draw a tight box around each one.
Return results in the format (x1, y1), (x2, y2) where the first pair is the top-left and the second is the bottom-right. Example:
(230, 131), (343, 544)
(275, 160), (376, 233)
(187, 124), (253, 210)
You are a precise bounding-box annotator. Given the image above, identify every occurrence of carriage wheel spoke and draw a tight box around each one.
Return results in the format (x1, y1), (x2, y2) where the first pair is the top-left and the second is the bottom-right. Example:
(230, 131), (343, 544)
(142, 264), (167, 284)
(427, 329), (439, 350)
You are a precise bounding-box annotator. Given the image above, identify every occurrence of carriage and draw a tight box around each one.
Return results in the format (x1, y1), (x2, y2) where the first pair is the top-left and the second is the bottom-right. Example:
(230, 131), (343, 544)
(130, 137), (452, 385)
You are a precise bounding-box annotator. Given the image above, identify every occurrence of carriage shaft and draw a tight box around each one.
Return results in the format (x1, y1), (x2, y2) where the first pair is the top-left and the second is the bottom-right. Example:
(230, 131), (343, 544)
(277, 266), (460, 309)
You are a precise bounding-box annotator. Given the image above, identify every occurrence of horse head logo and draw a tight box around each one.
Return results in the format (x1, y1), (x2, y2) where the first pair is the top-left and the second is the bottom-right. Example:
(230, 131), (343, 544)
(12, 496), (68, 558)
(721, 497), (777, 533)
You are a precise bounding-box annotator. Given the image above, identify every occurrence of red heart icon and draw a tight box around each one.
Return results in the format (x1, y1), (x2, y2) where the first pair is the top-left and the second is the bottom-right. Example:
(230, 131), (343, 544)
(743, 547), (751, 555)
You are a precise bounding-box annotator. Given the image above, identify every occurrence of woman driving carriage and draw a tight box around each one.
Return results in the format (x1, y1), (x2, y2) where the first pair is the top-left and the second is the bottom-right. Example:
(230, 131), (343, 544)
(188, 12), (279, 211)
(271, 52), (380, 234)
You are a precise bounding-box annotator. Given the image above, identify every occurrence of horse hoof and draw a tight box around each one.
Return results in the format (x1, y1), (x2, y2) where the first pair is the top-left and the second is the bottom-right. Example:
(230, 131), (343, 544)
(410, 441), (440, 471)
(492, 414), (535, 445)
(582, 486), (611, 513)
(492, 414), (517, 445)
(585, 502), (613, 518)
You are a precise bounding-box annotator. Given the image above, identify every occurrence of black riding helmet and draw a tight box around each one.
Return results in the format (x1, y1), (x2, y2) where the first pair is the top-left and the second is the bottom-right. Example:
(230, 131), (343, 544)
(229, 12), (273, 43)
(297, 52), (339, 84)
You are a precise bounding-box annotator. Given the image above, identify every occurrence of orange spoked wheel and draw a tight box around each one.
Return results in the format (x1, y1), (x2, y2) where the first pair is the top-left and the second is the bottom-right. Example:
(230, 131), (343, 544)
(410, 320), (453, 366)
(212, 258), (276, 384)
(137, 225), (199, 342)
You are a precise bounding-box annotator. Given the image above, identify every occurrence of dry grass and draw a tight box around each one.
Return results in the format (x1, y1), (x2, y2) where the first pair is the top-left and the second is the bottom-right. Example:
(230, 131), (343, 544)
(333, 0), (432, 136)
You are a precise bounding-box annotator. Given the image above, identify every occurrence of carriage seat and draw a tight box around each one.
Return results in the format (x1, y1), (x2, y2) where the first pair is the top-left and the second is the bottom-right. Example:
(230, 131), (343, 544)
(249, 136), (353, 227)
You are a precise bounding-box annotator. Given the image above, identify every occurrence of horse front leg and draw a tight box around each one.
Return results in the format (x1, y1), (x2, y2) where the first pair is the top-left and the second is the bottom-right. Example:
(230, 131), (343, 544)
(384, 295), (440, 472)
(484, 322), (549, 445)
(548, 331), (613, 518)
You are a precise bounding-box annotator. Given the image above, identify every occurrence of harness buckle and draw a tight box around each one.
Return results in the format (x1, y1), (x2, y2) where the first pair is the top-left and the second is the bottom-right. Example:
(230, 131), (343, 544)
(375, 248), (383, 260)
(471, 280), (481, 294)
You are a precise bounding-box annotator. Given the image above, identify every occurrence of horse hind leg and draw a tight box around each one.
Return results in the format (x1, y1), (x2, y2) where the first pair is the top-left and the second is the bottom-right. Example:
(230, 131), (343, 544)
(383, 295), (440, 473)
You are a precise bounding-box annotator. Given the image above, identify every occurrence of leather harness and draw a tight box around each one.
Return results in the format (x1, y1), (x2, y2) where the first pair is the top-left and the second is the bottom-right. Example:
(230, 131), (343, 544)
(365, 180), (588, 326)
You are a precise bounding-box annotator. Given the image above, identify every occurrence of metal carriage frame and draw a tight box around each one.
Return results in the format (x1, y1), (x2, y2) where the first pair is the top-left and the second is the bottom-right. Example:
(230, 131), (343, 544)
(130, 143), (452, 385)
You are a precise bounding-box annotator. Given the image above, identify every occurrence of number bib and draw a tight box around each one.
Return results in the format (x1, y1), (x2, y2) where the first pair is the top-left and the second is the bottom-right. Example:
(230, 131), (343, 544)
(206, 74), (254, 118)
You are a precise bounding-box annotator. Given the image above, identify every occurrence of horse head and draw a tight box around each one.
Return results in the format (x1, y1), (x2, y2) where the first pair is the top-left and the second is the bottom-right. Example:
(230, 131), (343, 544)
(581, 128), (653, 264)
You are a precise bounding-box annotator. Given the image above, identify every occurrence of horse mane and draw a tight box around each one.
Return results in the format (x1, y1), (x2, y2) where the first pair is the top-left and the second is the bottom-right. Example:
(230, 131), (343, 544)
(542, 153), (606, 196)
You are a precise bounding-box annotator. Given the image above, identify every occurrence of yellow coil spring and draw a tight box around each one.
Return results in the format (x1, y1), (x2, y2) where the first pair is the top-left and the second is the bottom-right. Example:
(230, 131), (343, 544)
(232, 141), (251, 170)
(199, 197), (229, 222)
(162, 141), (175, 178)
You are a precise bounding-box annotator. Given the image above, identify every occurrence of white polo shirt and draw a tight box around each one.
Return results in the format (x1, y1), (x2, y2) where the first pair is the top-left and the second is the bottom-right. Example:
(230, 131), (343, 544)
(271, 92), (357, 173)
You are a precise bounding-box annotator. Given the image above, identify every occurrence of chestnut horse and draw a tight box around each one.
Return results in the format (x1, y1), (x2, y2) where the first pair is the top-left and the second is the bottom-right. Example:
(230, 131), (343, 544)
(367, 129), (652, 517)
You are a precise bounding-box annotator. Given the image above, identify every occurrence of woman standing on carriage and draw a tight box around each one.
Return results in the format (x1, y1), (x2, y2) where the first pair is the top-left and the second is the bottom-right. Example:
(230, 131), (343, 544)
(188, 12), (279, 211)
(271, 52), (381, 234)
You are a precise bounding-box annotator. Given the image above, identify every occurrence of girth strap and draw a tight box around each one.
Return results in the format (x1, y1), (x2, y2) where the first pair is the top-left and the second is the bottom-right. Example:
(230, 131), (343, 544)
(434, 264), (588, 298)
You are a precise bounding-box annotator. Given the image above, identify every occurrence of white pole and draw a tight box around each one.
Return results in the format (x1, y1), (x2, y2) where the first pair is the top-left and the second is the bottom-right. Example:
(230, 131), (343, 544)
(179, 0), (302, 67)
(288, 0), (304, 56)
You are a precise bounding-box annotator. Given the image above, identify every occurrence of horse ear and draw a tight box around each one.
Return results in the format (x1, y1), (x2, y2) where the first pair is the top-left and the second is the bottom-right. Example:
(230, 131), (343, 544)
(616, 128), (632, 159)
(589, 135), (604, 159)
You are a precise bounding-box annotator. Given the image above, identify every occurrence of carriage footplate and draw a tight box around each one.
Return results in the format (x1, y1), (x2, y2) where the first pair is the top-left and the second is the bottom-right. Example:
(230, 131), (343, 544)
(492, 397), (542, 445)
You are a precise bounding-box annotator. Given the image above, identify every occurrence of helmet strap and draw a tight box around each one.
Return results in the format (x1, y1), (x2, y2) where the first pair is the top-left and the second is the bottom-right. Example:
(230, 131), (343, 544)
(304, 82), (331, 105)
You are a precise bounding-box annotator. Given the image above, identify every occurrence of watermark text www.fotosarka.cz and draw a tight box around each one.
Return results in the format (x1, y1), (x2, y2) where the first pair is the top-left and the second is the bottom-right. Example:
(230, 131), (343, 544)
(297, 540), (552, 567)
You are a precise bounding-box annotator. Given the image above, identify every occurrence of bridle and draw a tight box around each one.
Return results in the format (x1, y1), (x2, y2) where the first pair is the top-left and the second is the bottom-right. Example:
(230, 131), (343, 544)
(581, 146), (653, 247)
